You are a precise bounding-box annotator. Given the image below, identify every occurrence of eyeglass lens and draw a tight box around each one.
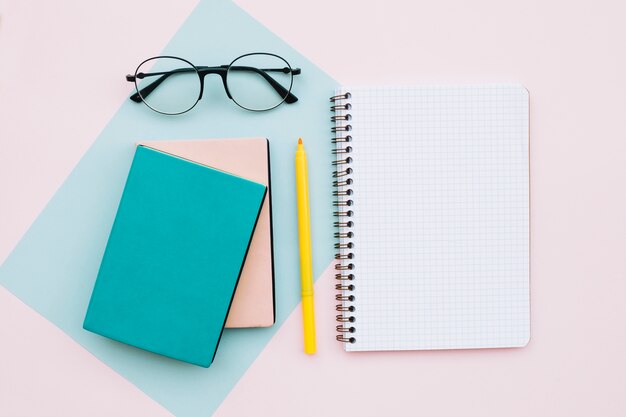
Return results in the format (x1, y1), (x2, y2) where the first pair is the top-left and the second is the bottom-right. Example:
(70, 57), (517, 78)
(134, 57), (201, 115)
(226, 53), (294, 111)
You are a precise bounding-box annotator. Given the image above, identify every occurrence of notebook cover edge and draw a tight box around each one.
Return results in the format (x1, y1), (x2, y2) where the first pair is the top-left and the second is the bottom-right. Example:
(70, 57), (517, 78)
(209, 184), (268, 364)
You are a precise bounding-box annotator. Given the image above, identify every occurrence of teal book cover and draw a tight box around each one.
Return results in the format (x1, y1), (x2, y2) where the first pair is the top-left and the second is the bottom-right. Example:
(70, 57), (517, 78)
(83, 145), (267, 367)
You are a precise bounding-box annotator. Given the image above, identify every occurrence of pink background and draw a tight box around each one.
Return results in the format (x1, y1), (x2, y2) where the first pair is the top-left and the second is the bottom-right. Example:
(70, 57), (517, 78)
(1, 0), (626, 415)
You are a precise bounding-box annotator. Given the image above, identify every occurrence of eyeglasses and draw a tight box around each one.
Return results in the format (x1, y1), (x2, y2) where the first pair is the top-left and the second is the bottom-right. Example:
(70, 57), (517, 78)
(126, 52), (302, 115)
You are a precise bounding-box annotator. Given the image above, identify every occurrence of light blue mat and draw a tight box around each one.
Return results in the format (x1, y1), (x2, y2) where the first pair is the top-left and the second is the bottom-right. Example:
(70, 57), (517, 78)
(0, 1), (336, 415)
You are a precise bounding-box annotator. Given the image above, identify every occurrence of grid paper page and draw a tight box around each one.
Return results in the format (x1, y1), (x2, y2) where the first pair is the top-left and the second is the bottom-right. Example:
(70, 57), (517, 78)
(334, 84), (530, 352)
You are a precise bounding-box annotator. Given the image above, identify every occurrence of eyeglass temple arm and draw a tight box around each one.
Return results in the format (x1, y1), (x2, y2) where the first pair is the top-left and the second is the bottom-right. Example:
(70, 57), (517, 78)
(126, 66), (302, 103)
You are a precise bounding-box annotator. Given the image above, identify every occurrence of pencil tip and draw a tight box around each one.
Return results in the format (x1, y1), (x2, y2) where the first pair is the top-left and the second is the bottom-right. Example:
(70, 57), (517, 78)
(298, 138), (303, 145)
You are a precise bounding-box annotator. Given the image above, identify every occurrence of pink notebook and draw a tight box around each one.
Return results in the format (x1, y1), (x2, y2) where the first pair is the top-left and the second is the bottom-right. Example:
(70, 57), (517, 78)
(139, 138), (275, 328)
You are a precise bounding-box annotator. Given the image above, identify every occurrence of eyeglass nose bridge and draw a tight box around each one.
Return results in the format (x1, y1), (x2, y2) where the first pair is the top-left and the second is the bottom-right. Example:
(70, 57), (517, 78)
(196, 66), (233, 101)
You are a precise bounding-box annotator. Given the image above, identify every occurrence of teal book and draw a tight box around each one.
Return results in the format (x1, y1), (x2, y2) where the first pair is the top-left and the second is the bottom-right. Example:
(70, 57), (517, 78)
(83, 145), (267, 367)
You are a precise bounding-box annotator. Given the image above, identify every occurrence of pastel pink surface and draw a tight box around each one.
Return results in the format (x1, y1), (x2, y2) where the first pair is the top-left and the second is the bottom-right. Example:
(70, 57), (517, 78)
(0, 287), (174, 417)
(1, 0), (626, 415)
(139, 138), (275, 328)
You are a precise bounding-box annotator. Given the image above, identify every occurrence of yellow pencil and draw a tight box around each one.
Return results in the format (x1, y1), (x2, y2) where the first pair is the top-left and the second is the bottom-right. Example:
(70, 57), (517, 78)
(295, 138), (316, 354)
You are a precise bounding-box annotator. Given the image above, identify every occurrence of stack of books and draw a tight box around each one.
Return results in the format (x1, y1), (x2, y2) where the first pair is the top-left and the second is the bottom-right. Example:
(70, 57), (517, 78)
(83, 138), (274, 367)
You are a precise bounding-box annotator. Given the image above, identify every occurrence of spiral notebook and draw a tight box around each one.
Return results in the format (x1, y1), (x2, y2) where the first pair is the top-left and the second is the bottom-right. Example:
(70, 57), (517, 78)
(330, 84), (530, 352)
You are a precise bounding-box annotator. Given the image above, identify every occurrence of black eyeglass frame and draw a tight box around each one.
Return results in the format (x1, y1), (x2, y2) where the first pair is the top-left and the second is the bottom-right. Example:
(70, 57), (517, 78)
(126, 52), (302, 115)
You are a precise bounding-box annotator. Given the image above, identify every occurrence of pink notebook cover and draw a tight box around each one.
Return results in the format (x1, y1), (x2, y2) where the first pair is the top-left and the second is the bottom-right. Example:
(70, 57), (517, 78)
(139, 138), (274, 328)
